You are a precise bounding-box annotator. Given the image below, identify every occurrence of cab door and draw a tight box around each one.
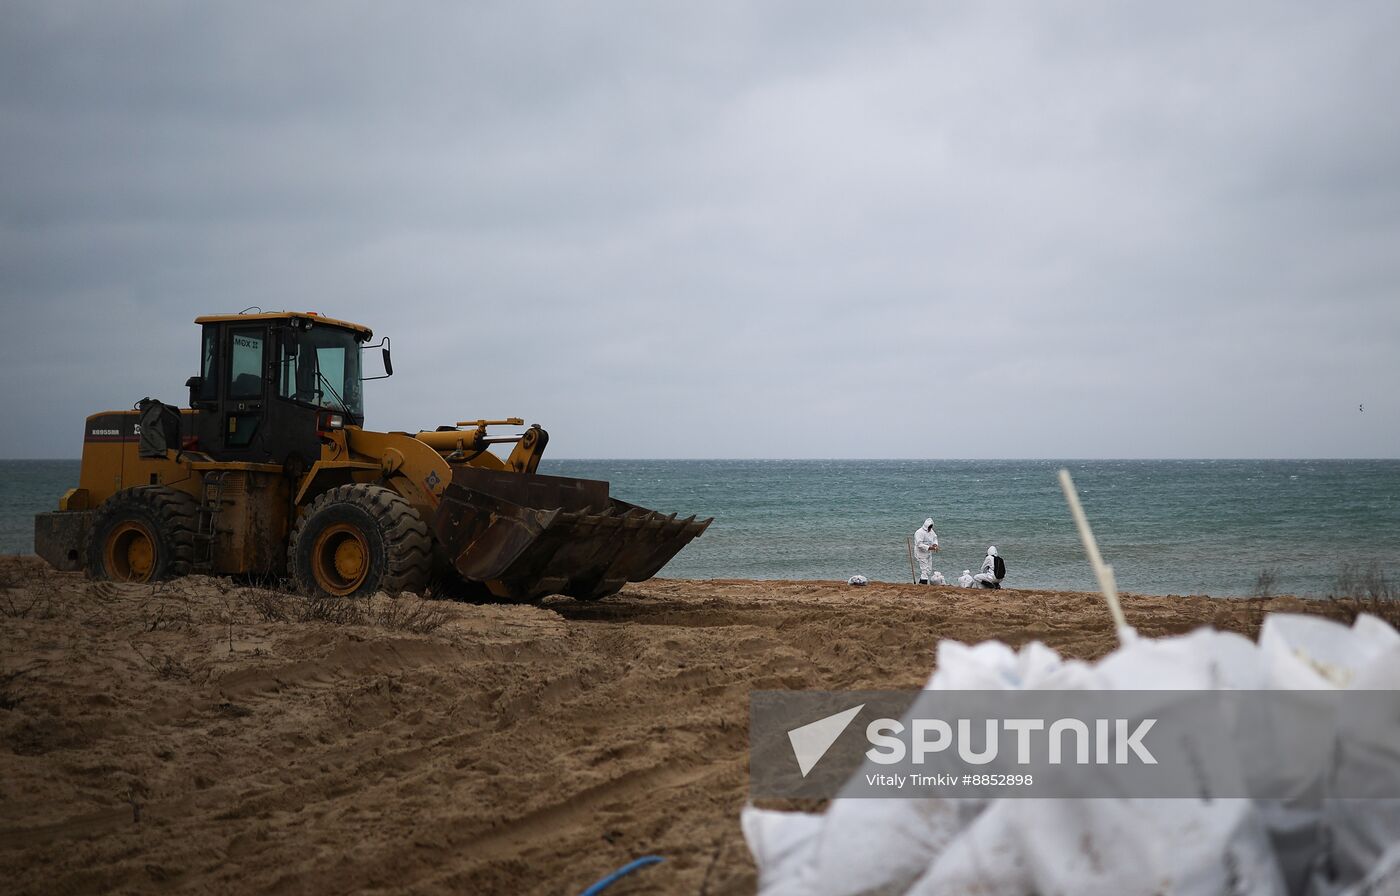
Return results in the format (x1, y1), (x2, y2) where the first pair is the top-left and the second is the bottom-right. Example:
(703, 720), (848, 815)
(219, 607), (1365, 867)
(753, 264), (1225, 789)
(220, 324), (270, 459)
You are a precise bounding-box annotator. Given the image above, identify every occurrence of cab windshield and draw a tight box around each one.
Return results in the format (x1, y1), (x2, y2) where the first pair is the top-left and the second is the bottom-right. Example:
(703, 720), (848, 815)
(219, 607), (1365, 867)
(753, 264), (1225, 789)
(278, 324), (365, 418)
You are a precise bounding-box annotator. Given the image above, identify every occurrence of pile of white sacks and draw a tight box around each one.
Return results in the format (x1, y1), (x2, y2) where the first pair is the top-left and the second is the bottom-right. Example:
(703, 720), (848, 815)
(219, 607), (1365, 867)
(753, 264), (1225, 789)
(743, 612), (1400, 896)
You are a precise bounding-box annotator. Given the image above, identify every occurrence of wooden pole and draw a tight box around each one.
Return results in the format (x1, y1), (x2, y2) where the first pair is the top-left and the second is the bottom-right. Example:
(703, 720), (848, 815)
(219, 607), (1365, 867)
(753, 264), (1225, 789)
(1058, 468), (1136, 643)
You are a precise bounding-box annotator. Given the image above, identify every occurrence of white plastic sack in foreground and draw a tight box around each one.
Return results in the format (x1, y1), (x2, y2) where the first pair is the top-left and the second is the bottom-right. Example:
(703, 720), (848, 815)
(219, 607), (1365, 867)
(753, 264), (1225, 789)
(743, 807), (827, 896)
(746, 639), (1099, 896)
(1095, 626), (1264, 690)
(771, 794), (1286, 896)
(1259, 613), (1400, 690)
(908, 797), (1284, 896)
(903, 624), (1288, 895)
(1338, 841), (1400, 896)
(1257, 614), (1400, 896)
(742, 612), (1400, 896)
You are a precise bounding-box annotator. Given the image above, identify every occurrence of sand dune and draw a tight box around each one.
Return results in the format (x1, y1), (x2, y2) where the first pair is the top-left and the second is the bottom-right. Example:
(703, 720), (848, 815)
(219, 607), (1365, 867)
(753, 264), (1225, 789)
(0, 557), (1346, 894)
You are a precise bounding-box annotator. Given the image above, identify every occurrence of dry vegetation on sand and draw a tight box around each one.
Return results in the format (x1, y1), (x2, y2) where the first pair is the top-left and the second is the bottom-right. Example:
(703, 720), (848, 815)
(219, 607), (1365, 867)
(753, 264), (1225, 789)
(0, 556), (1356, 895)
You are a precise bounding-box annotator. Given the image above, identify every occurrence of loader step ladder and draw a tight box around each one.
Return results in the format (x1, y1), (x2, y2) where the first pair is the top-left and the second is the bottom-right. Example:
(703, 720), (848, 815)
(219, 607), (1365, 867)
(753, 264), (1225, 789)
(193, 471), (231, 572)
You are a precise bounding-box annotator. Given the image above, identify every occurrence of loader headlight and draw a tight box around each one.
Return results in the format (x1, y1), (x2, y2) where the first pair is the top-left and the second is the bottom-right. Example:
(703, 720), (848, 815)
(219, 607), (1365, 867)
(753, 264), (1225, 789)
(318, 412), (345, 435)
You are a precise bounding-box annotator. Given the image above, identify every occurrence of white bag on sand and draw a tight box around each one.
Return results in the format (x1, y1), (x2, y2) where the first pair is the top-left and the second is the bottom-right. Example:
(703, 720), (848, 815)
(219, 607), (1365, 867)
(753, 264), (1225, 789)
(910, 798), (1285, 896)
(1321, 692), (1400, 891)
(743, 613), (1400, 896)
(760, 641), (1097, 896)
(797, 798), (976, 896)
(1020, 797), (1284, 896)
(925, 639), (1100, 691)
(905, 800), (1030, 896)
(1258, 613), (1400, 690)
(1096, 626), (1265, 690)
(1337, 841), (1400, 896)
(742, 806), (826, 896)
(1317, 689), (1400, 893)
(1347, 613), (1400, 688)
(918, 642), (1285, 896)
(1256, 613), (1400, 893)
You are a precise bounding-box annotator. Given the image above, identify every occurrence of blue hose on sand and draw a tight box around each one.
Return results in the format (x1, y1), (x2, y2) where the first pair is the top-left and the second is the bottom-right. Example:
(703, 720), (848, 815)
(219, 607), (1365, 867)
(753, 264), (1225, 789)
(579, 855), (664, 895)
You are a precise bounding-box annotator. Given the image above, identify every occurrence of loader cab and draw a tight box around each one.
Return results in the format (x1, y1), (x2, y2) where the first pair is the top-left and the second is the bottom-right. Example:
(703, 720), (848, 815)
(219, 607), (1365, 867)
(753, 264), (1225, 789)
(188, 313), (372, 467)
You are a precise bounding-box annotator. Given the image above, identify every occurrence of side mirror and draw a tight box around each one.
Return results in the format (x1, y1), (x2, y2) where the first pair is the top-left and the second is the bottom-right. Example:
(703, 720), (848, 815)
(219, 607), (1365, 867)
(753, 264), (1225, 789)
(185, 375), (205, 407)
(280, 328), (299, 358)
(362, 336), (394, 380)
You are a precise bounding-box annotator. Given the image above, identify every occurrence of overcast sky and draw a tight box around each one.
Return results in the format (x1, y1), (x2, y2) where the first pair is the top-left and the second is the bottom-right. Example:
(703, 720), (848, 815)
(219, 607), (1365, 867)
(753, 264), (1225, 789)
(2, 1), (1397, 459)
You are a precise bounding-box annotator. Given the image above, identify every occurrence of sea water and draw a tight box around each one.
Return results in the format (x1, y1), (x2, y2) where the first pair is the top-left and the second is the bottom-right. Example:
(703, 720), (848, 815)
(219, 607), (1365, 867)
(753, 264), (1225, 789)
(4, 458), (1397, 597)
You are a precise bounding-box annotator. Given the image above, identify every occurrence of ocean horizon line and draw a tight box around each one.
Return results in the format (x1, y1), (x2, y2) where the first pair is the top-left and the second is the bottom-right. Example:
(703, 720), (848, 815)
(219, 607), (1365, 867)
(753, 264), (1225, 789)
(3, 456), (1398, 464)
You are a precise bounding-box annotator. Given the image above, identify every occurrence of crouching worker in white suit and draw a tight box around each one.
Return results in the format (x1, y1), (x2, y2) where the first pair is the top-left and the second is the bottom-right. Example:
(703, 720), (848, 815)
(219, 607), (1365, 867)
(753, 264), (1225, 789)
(973, 545), (1005, 589)
(913, 518), (940, 584)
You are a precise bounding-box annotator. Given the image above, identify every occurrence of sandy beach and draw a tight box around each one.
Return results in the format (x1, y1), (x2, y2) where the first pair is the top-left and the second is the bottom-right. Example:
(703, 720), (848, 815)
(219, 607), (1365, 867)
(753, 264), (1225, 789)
(0, 556), (1351, 895)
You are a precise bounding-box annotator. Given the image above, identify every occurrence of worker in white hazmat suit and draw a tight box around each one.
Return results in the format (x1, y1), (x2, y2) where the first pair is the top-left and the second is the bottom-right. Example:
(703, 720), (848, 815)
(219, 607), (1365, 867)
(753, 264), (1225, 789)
(973, 545), (1004, 589)
(958, 570), (974, 588)
(913, 518), (940, 584)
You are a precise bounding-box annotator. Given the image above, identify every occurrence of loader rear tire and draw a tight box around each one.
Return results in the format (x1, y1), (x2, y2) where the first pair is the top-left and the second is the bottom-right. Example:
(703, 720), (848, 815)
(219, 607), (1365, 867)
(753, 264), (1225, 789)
(290, 484), (431, 598)
(86, 486), (197, 583)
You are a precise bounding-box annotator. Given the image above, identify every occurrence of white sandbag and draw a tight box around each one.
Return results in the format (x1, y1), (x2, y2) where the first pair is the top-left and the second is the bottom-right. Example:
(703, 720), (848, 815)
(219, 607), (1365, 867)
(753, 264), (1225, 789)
(1257, 613), (1400, 891)
(797, 641), (1092, 895)
(741, 612), (1400, 896)
(925, 639), (1101, 691)
(905, 800), (1030, 896)
(1095, 622), (1321, 890)
(1016, 797), (1284, 896)
(742, 806), (826, 896)
(743, 801), (963, 896)
(1345, 613), (1400, 689)
(1258, 613), (1399, 690)
(1319, 704), (1400, 889)
(911, 797), (1284, 896)
(1257, 803), (1327, 895)
(1095, 621), (1330, 891)
(1319, 686), (1400, 890)
(1336, 840), (1400, 896)
(799, 798), (975, 895)
(1096, 627), (1265, 690)
(1322, 800), (1400, 896)
(924, 639), (1020, 690)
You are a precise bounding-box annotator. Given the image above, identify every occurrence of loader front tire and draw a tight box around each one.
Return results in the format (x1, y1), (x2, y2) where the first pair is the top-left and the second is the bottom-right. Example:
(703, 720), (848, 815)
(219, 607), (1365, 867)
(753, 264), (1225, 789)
(290, 484), (431, 598)
(86, 486), (197, 583)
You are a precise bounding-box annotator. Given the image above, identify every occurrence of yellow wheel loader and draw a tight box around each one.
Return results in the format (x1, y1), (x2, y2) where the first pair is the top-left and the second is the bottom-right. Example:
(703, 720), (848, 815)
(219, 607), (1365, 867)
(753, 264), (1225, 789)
(34, 312), (711, 600)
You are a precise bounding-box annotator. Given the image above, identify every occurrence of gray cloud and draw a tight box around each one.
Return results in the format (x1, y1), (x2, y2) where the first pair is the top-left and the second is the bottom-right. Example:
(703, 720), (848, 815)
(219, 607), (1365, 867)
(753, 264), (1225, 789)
(3, 1), (1398, 458)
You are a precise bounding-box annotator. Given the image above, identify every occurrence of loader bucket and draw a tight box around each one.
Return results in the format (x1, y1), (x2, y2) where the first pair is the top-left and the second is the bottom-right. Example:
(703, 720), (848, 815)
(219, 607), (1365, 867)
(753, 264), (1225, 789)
(431, 465), (712, 601)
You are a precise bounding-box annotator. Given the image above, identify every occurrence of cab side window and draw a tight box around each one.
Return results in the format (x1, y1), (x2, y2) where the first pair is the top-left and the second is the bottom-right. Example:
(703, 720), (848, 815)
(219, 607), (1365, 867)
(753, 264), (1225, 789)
(277, 329), (316, 404)
(198, 325), (220, 402)
(228, 328), (266, 399)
